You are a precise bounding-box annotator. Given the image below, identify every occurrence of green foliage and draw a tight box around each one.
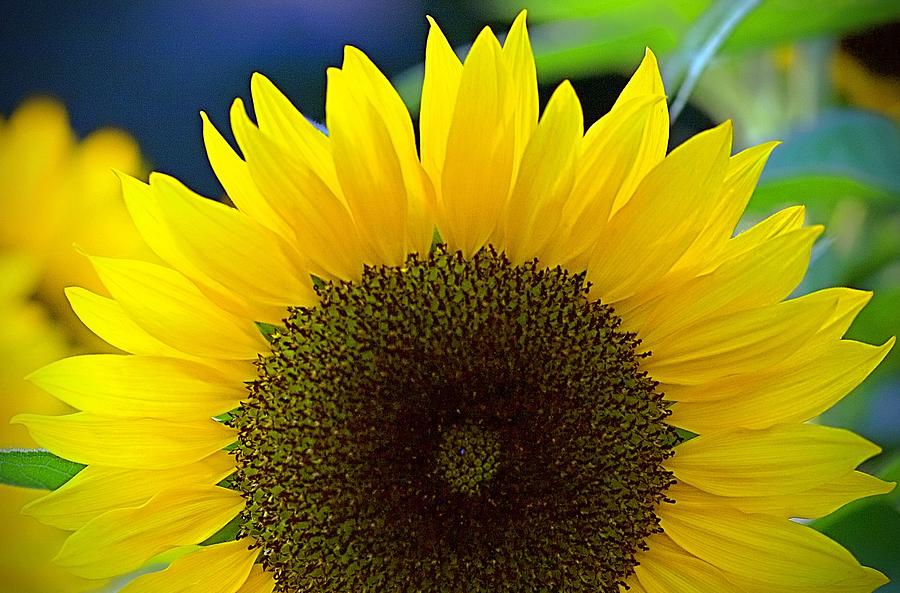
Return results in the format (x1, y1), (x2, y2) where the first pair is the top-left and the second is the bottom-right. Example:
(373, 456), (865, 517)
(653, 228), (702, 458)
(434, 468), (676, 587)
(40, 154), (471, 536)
(0, 449), (84, 490)
(397, 0), (898, 112)
(200, 515), (242, 546)
(753, 110), (900, 211)
(493, 0), (900, 80)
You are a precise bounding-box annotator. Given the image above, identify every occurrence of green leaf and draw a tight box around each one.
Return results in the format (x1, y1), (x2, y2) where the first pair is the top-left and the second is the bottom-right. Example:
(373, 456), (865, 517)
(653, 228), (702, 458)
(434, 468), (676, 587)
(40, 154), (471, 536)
(664, 0), (761, 122)
(200, 514), (242, 546)
(751, 110), (900, 213)
(393, 1), (702, 109)
(498, 0), (899, 81)
(0, 449), (85, 490)
(762, 110), (899, 192)
(721, 0), (900, 53)
(396, 0), (899, 110)
(847, 287), (900, 356)
(751, 176), (892, 213)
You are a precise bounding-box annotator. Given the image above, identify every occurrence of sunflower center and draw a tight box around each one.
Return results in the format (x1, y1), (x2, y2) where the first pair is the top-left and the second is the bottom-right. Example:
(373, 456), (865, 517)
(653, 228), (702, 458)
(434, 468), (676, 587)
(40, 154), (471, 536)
(232, 245), (677, 593)
(436, 422), (501, 496)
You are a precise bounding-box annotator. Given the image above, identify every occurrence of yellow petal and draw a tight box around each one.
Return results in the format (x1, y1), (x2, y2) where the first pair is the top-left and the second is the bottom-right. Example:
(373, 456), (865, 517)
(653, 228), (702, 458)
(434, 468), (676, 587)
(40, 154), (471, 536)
(118, 173), (283, 322)
(65, 287), (186, 359)
(90, 257), (266, 360)
(635, 534), (743, 593)
(544, 94), (665, 269)
(734, 471), (895, 519)
(236, 564), (276, 593)
(54, 485), (244, 579)
(201, 111), (294, 241)
(13, 413), (235, 470)
(438, 26), (516, 256)
(645, 290), (836, 385)
(117, 171), (185, 267)
(668, 473), (894, 521)
(719, 204), (808, 263)
(669, 338), (894, 431)
(500, 10), (539, 169)
(607, 48), (669, 214)
(249, 73), (336, 188)
(674, 141), (779, 273)
(627, 225), (823, 343)
(339, 49), (426, 196)
(24, 452), (234, 530)
(666, 423), (882, 497)
(620, 204), (808, 318)
(327, 49), (426, 265)
(588, 121), (733, 303)
(729, 569), (890, 593)
(613, 48), (667, 119)
(121, 539), (258, 593)
(28, 354), (250, 419)
(660, 502), (886, 588)
(151, 174), (315, 308)
(814, 287), (873, 341)
(232, 98), (369, 280)
(420, 15), (463, 191)
(500, 80), (582, 263)
(660, 287), (875, 403)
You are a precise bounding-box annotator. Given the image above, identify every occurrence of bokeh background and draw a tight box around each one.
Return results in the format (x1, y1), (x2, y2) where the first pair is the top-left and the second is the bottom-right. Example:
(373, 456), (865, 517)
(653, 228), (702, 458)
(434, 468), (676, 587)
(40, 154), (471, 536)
(1, 0), (898, 591)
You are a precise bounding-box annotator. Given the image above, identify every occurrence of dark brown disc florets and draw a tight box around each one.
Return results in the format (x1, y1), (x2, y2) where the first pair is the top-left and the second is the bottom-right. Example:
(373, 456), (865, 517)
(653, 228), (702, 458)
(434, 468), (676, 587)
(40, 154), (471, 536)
(231, 245), (677, 592)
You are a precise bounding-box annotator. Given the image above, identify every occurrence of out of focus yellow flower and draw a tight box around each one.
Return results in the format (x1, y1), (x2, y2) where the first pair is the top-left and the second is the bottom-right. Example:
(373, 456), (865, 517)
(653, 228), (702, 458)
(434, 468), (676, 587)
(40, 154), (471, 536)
(0, 98), (146, 593)
(832, 49), (900, 120)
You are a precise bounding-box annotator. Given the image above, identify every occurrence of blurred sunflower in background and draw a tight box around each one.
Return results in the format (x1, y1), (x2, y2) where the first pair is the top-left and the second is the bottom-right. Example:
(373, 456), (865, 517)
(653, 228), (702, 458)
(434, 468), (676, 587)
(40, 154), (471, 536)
(0, 98), (145, 593)
(832, 23), (900, 121)
(13, 12), (896, 592)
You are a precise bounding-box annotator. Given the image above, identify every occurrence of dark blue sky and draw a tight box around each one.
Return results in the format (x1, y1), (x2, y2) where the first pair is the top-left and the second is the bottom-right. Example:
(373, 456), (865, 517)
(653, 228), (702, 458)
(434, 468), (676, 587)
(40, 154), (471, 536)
(0, 1), (438, 196)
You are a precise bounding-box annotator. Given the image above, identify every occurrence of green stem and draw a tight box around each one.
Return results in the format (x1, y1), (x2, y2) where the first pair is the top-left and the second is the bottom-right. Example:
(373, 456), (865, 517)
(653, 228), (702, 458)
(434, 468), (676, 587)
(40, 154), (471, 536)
(669, 0), (761, 124)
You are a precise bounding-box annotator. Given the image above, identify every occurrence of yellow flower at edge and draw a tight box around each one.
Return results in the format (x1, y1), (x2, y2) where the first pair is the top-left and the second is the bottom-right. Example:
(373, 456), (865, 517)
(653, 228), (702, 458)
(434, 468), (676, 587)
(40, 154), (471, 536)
(17, 13), (896, 593)
(1, 99), (145, 593)
(832, 49), (900, 120)
(0, 98), (148, 352)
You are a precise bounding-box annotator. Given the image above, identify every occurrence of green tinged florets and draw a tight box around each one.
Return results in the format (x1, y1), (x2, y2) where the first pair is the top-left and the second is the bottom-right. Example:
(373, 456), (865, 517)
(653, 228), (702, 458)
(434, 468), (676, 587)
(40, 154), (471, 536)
(231, 245), (677, 592)
(436, 422), (501, 496)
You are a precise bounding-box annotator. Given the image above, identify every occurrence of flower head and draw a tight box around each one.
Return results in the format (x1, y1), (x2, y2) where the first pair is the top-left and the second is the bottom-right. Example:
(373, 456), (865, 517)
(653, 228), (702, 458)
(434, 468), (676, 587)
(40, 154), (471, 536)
(18, 13), (895, 593)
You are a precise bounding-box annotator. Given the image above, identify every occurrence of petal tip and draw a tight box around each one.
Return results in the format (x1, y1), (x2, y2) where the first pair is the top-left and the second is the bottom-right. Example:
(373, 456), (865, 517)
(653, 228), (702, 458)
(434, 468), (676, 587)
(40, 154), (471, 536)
(511, 9), (528, 28)
(9, 413), (32, 427)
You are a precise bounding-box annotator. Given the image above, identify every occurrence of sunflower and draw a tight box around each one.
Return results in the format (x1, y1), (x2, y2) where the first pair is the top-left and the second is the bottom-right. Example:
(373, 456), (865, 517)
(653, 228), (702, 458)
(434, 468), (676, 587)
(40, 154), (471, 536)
(0, 98), (147, 351)
(18, 12), (895, 593)
(0, 99), (144, 592)
(832, 48), (900, 120)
